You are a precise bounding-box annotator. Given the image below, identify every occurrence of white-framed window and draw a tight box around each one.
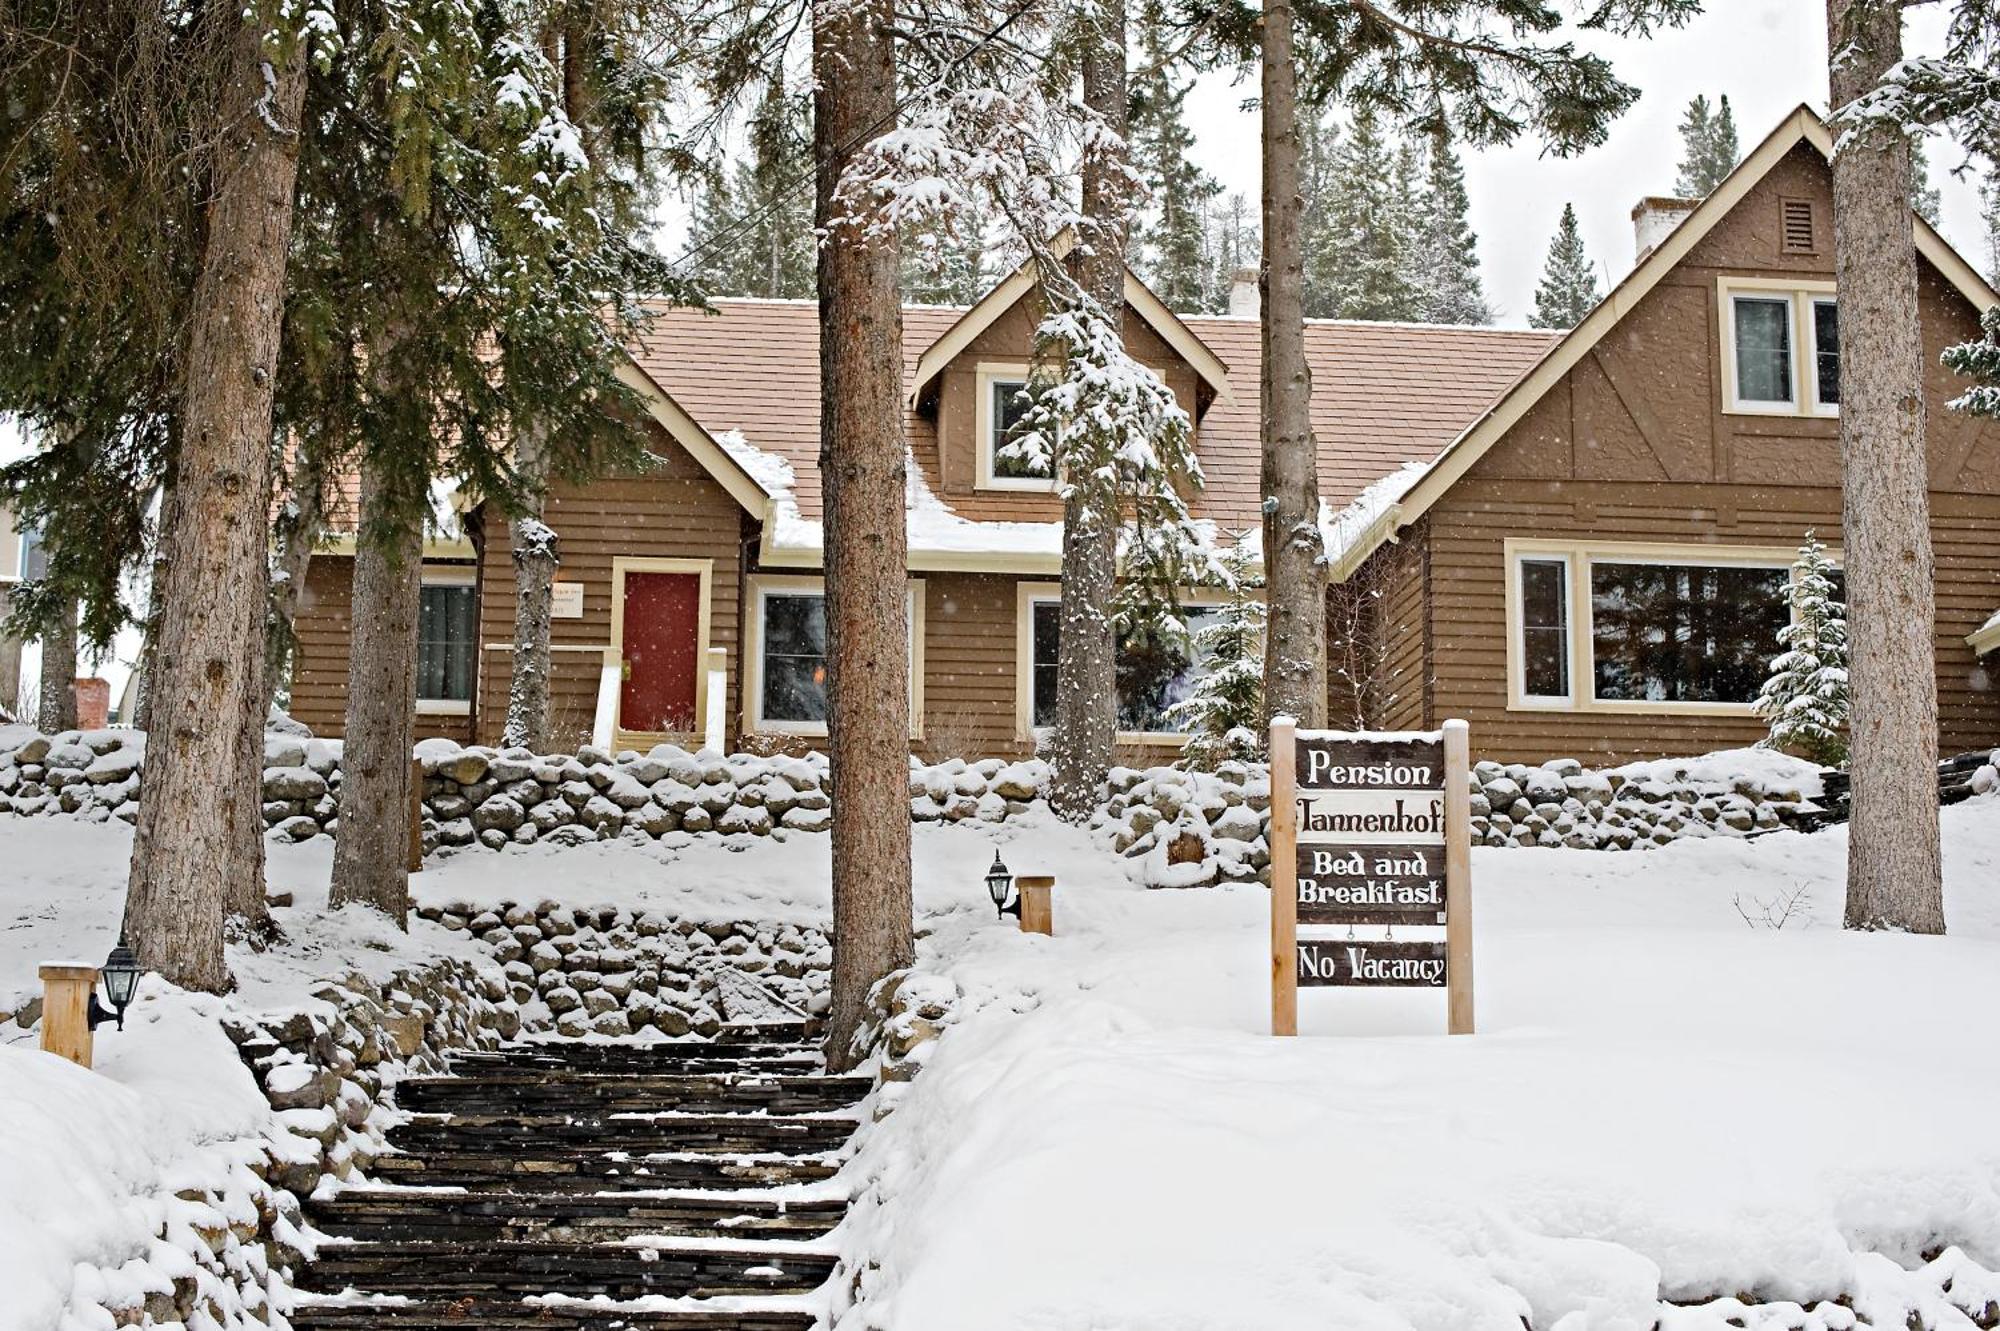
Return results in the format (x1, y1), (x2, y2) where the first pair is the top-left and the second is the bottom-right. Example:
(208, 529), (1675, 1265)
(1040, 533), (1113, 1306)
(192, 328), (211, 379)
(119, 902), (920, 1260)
(1719, 278), (1838, 417)
(1504, 540), (1842, 715)
(416, 564), (477, 715)
(974, 362), (1056, 492)
(744, 574), (925, 737)
(1015, 583), (1230, 743)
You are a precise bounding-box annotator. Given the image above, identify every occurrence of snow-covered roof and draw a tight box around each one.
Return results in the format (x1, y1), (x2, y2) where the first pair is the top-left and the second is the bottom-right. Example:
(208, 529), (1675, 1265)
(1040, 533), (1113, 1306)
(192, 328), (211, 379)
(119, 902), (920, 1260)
(623, 296), (1550, 574)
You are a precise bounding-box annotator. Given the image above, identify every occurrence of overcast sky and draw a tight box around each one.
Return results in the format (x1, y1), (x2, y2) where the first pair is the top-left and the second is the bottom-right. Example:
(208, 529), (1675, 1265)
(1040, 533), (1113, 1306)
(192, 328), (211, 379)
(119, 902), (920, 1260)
(1182, 2), (1991, 326)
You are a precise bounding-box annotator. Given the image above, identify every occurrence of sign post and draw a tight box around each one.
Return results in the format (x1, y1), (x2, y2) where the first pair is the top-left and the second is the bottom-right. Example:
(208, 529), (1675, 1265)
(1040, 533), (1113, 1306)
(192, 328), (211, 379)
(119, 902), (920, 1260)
(1269, 717), (1474, 1036)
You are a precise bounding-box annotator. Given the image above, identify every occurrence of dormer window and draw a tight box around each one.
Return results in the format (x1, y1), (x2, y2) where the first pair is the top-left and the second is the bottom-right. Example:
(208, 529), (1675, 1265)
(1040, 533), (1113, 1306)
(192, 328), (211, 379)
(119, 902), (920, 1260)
(1719, 277), (1838, 417)
(975, 362), (1056, 491)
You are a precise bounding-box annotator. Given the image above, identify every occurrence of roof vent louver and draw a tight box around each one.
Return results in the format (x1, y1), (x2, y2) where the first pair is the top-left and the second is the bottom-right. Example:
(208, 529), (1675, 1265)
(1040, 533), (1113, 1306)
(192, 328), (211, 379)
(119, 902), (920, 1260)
(1781, 199), (1816, 254)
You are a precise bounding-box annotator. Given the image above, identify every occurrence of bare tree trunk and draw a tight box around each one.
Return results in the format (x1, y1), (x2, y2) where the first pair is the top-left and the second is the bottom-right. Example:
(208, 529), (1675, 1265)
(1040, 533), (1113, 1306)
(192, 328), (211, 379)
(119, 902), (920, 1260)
(266, 441), (329, 715)
(37, 596), (77, 732)
(503, 427), (557, 751)
(329, 452), (420, 924)
(1827, 0), (1944, 933)
(1047, 0), (1131, 821)
(1259, 0), (1326, 729)
(814, 0), (912, 1070)
(124, 18), (303, 991)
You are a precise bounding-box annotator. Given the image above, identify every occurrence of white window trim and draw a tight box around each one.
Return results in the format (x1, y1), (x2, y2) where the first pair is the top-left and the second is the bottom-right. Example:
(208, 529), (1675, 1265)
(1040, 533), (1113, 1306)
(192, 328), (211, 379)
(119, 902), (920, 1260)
(1718, 276), (1838, 418)
(416, 564), (478, 711)
(1509, 555), (1575, 710)
(1502, 538), (1842, 718)
(743, 573), (925, 739)
(1807, 295), (1840, 417)
(1014, 581), (1238, 746)
(974, 361), (1057, 493)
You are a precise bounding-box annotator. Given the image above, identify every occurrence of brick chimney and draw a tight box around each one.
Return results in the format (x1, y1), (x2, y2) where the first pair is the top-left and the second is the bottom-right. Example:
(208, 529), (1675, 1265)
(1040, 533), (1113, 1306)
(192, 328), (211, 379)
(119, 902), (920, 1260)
(1228, 267), (1260, 318)
(1630, 197), (1702, 263)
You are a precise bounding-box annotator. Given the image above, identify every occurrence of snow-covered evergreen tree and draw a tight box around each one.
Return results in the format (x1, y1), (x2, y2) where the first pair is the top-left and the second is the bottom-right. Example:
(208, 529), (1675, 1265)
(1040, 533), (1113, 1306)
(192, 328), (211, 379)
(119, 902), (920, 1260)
(1307, 108), (1419, 320)
(1411, 132), (1491, 324)
(1130, 35), (1221, 313)
(1204, 192), (1258, 312)
(1164, 535), (1264, 767)
(1909, 132), (1944, 226)
(684, 80), (815, 299)
(1755, 533), (1850, 768)
(1944, 305), (2000, 419)
(1530, 203), (1600, 329)
(1675, 93), (1740, 196)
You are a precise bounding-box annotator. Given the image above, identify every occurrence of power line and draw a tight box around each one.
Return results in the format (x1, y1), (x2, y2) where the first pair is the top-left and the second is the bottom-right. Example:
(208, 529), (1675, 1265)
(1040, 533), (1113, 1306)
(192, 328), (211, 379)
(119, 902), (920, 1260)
(665, 0), (1043, 281)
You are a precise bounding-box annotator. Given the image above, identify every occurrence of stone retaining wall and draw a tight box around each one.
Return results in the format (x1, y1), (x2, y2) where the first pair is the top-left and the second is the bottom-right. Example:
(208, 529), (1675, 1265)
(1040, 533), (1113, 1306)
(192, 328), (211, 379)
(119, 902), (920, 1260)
(4, 727), (1924, 892)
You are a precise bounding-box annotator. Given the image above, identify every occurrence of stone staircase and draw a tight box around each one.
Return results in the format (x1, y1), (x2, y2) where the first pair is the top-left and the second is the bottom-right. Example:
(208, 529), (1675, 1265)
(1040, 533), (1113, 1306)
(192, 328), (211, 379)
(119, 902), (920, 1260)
(292, 1023), (865, 1330)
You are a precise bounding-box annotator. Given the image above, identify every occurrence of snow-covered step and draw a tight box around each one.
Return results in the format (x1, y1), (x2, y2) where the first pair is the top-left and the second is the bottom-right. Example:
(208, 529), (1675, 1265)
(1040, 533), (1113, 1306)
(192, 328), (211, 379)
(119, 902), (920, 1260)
(395, 1070), (872, 1116)
(290, 1301), (817, 1330)
(307, 1187), (849, 1243)
(300, 1237), (836, 1302)
(385, 1109), (857, 1156)
(364, 1145), (841, 1193)
(298, 1031), (860, 1325)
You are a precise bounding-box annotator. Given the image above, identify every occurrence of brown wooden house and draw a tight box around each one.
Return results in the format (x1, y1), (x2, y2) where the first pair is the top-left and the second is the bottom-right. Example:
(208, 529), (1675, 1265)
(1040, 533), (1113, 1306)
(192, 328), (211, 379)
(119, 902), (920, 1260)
(287, 107), (2000, 766)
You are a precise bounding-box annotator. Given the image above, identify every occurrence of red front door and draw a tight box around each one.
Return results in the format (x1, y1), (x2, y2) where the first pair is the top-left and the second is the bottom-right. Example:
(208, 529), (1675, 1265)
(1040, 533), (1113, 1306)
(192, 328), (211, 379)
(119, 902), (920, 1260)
(619, 571), (701, 734)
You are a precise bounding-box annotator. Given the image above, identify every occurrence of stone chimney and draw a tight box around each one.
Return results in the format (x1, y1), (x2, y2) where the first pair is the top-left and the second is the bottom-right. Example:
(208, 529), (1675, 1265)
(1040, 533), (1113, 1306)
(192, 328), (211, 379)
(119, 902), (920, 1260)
(1630, 197), (1702, 263)
(1228, 267), (1260, 318)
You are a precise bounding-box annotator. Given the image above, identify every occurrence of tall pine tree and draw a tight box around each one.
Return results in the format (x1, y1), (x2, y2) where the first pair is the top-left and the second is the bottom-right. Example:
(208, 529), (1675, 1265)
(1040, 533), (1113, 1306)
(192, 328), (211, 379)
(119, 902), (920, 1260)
(685, 79), (816, 298)
(1411, 132), (1490, 324)
(1130, 34), (1221, 312)
(1309, 108), (1419, 320)
(1205, 192), (1259, 312)
(1531, 203), (1600, 329)
(1674, 93), (1740, 196)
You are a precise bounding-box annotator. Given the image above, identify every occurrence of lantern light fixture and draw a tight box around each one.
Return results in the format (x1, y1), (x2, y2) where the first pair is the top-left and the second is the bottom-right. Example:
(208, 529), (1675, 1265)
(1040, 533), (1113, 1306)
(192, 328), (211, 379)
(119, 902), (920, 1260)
(984, 849), (1019, 920)
(89, 938), (142, 1031)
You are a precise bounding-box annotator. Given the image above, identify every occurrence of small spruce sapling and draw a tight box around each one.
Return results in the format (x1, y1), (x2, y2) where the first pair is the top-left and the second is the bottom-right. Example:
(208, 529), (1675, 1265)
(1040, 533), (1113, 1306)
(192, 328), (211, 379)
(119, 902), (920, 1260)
(1164, 534), (1265, 767)
(1754, 533), (1849, 768)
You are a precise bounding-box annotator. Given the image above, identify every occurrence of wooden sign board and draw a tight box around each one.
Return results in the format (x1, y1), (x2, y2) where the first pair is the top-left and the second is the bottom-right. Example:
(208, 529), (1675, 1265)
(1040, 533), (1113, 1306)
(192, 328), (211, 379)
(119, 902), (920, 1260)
(551, 582), (584, 619)
(1269, 720), (1474, 1036)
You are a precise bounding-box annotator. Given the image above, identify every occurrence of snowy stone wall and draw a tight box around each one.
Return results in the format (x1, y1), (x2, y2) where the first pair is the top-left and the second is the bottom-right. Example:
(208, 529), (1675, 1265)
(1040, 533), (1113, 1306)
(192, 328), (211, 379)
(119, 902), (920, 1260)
(6, 725), (1989, 890)
(411, 897), (831, 1037)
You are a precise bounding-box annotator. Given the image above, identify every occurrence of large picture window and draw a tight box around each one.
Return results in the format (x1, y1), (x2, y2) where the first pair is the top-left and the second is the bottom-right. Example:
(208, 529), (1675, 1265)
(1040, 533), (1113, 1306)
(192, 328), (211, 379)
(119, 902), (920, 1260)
(1506, 542), (1838, 713)
(1025, 594), (1221, 737)
(1588, 562), (1790, 704)
(747, 577), (922, 735)
(1720, 279), (1838, 416)
(417, 580), (477, 707)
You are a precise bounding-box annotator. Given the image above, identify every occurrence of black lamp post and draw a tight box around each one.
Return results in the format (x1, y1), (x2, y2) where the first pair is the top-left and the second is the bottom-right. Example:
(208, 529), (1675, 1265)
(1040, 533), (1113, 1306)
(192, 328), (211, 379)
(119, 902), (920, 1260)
(89, 938), (142, 1031)
(985, 849), (1019, 920)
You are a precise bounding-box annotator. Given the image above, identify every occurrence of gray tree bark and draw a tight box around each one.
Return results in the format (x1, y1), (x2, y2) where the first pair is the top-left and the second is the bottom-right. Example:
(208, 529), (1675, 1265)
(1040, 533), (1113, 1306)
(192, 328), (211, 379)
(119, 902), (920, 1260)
(1047, 0), (1130, 821)
(37, 596), (77, 732)
(1826, 0), (1944, 933)
(814, 0), (912, 1070)
(124, 18), (303, 990)
(503, 427), (557, 751)
(328, 447), (421, 927)
(1259, 0), (1326, 730)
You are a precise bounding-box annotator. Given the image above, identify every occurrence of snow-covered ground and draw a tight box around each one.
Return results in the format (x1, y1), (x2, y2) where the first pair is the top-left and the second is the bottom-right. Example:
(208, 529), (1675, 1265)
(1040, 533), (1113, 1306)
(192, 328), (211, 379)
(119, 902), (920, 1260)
(836, 797), (2000, 1329)
(4, 793), (1999, 1329)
